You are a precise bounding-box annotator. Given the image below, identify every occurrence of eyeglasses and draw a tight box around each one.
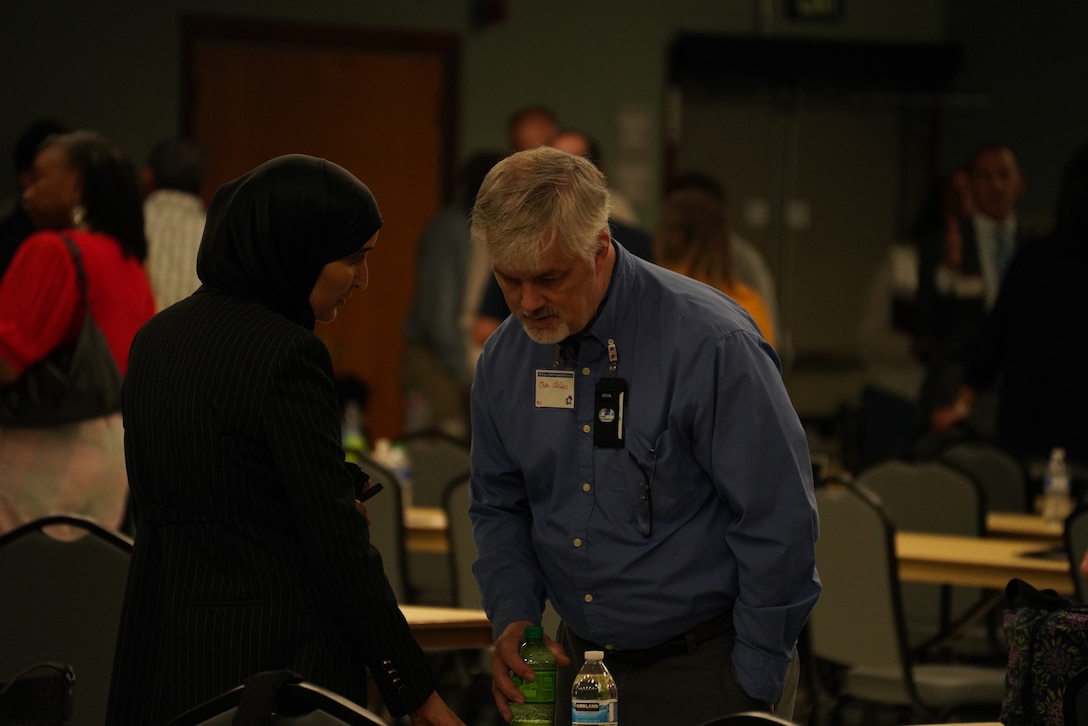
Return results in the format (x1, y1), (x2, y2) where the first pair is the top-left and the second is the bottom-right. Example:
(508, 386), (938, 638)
(630, 449), (656, 538)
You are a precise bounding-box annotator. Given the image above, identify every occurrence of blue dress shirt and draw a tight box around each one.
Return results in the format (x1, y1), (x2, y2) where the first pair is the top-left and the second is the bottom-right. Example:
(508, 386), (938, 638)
(469, 243), (820, 702)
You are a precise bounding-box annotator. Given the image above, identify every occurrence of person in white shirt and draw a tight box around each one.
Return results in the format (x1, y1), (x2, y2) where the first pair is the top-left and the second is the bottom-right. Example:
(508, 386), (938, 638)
(142, 137), (207, 311)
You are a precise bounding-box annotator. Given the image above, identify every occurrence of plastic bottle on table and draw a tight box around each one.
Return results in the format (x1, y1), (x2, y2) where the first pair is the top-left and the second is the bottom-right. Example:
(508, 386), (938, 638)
(571, 650), (617, 725)
(1042, 446), (1073, 527)
(510, 625), (555, 725)
(372, 438), (413, 509)
(388, 442), (413, 509)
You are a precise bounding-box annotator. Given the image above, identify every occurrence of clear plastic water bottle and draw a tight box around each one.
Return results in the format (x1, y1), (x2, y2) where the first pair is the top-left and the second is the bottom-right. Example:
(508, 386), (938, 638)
(1042, 446), (1073, 527)
(511, 625), (555, 725)
(372, 438), (413, 509)
(571, 650), (617, 725)
(388, 442), (414, 509)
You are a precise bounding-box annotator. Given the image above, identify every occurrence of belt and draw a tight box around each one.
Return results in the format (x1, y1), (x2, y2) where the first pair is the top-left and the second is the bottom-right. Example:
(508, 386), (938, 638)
(606, 610), (734, 665)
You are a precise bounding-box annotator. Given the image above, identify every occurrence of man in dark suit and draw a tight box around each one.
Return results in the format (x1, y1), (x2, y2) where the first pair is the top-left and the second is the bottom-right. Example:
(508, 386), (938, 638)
(914, 141), (1028, 441)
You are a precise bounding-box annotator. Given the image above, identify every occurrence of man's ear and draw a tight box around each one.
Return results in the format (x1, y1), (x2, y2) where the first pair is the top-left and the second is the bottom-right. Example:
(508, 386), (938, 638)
(595, 227), (611, 256)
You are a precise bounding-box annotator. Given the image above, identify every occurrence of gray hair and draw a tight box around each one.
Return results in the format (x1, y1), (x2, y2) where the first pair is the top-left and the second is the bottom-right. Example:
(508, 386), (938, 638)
(471, 146), (610, 269)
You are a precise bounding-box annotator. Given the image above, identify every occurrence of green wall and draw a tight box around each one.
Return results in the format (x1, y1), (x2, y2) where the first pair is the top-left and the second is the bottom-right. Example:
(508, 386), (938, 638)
(2, 0), (945, 223)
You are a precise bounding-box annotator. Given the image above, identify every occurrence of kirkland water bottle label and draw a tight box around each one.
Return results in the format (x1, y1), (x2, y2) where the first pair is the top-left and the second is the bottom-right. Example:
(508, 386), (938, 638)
(572, 699), (617, 724)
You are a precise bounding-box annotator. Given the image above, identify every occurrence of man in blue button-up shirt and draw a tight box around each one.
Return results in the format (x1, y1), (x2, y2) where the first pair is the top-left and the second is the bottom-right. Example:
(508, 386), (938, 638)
(468, 146), (820, 725)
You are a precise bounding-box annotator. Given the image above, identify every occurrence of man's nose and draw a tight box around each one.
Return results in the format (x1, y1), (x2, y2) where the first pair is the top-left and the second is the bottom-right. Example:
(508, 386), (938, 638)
(520, 282), (546, 310)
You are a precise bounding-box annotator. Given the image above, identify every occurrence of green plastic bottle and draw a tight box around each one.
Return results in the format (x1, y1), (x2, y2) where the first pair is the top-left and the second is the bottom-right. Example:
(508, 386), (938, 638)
(510, 625), (556, 725)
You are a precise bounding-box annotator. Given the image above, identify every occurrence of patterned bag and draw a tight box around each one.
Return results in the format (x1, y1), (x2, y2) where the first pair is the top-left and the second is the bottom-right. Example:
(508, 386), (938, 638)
(1001, 577), (1088, 725)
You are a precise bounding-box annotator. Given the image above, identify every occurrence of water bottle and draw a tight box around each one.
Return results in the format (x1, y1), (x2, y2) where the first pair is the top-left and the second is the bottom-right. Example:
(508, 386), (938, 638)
(372, 438), (413, 509)
(571, 650), (617, 725)
(341, 399), (367, 464)
(389, 442), (414, 509)
(510, 625), (555, 725)
(1042, 446), (1073, 527)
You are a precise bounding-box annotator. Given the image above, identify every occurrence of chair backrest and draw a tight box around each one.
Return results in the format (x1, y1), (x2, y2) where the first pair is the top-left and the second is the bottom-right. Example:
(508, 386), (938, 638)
(856, 458), (985, 535)
(940, 439), (1030, 512)
(397, 430), (471, 508)
(442, 473), (480, 610)
(855, 458), (987, 649)
(0, 514), (133, 726)
(1065, 665), (1088, 726)
(167, 677), (387, 725)
(348, 451), (410, 604)
(1066, 506), (1088, 603)
(811, 483), (911, 688)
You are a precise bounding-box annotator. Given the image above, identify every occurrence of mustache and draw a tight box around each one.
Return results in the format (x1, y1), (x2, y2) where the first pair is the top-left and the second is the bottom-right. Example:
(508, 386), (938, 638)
(517, 307), (558, 320)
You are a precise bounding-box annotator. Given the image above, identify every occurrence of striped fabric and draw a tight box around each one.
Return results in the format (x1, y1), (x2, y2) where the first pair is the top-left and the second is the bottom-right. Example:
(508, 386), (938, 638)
(106, 289), (435, 724)
(143, 189), (206, 311)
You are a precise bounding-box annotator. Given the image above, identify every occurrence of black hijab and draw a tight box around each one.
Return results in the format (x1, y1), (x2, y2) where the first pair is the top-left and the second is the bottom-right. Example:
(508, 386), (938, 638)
(196, 154), (382, 329)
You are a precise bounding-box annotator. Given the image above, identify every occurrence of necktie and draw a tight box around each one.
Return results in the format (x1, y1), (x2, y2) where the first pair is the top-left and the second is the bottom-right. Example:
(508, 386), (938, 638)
(994, 225), (1013, 277)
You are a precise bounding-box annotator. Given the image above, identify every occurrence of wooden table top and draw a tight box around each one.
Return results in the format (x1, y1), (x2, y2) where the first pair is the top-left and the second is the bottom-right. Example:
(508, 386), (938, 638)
(405, 507), (1075, 595)
(896, 530), (1073, 595)
(986, 510), (1064, 540)
(400, 604), (491, 650)
(404, 506), (448, 554)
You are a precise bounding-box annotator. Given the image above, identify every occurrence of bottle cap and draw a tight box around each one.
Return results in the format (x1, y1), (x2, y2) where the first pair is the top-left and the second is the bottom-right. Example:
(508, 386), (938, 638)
(584, 650), (604, 660)
(524, 625), (544, 639)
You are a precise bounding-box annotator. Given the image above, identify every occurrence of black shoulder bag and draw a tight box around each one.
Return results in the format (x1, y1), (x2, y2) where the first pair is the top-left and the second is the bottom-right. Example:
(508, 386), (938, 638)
(0, 235), (123, 427)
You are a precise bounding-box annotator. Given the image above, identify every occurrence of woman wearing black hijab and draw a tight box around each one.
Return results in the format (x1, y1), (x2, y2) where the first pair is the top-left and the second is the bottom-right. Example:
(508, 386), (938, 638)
(107, 155), (464, 725)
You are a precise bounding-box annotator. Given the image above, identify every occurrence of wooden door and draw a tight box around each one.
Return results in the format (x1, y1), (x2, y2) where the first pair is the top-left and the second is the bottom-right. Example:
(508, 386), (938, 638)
(184, 18), (459, 439)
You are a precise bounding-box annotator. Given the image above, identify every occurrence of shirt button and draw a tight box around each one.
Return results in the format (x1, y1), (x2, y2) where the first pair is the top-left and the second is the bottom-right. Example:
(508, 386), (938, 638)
(584, 594), (593, 603)
(582, 367), (591, 375)
(582, 482), (591, 492)
(573, 538), (582, 547)
(582, 424), (591, 433)
(604, 644), (615, 651)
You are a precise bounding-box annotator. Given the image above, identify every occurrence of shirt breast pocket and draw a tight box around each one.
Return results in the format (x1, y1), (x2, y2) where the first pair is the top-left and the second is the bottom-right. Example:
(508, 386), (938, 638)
(617, 426), (703, 536)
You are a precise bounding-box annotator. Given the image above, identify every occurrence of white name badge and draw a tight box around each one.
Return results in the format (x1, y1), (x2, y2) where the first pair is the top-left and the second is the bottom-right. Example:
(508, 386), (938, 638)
(535, 370), (575, 408)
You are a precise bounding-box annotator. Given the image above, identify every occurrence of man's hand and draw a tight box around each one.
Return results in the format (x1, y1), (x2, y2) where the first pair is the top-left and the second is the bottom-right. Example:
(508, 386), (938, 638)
(940, 216), (963, 271)
(490, 620), (571, 721)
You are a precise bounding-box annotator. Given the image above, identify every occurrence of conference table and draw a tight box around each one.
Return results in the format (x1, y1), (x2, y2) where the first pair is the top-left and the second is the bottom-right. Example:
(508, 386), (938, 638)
(405, 506), (1075, 597)
(985, 510), (1065, 540)
(404, 506), (449, 554)
(896, 530), (1073, 595)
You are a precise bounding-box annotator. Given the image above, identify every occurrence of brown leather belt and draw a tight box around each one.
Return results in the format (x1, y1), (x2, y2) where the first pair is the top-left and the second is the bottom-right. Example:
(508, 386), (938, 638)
(605, 610), (734, 665)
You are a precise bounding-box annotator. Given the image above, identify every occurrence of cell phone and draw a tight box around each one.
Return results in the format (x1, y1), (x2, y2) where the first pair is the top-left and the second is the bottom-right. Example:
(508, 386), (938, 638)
(355, 481), (384, 502)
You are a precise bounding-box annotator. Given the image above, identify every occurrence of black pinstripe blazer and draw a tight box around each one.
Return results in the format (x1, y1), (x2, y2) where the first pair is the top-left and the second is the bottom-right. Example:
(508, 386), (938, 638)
(106, 288), (434, 724)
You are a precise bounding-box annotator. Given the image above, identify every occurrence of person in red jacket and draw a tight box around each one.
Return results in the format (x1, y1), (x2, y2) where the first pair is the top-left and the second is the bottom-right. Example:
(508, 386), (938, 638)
(0, 130), (155, 533)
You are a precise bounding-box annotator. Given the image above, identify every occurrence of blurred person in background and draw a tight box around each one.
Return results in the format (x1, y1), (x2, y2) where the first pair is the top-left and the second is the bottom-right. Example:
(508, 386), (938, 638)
(654, 177), (776, 348)
(506, 104), (558, 153)
(930, 142), (1088, 488)
(0, 130), (155, 533)
(142, 136), (207, 310)
(401, 149), (504, 438)
(0, 117), (70, 276)
(914, 142), (1028, 443)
